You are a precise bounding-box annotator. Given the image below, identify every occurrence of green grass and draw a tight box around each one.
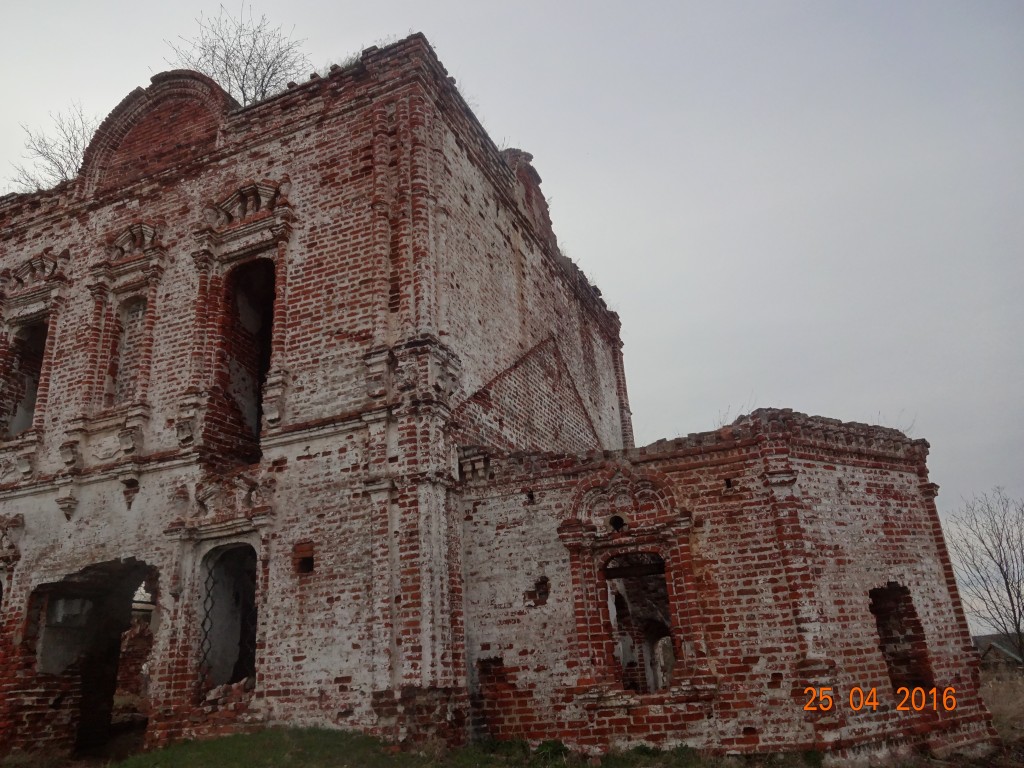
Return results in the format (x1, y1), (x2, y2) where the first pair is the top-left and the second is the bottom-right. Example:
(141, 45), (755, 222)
(0, 729), (829, 768)
(111, 731), (824, 768)
(114, 729), (413, 768)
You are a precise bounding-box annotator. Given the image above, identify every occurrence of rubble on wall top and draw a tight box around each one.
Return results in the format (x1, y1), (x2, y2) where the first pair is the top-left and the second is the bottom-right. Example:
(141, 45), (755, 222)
(634, 407), (927, 461)
(736, 407), (925, 444)
(466, 407), (930, 489)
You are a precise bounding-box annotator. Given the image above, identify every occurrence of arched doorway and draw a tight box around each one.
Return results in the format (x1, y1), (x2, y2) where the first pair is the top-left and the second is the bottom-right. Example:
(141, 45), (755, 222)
(199, 544), (258, 688)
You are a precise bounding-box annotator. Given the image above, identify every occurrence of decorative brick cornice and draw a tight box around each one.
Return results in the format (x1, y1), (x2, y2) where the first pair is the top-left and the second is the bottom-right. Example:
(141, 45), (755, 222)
(194, 178), (295, 264)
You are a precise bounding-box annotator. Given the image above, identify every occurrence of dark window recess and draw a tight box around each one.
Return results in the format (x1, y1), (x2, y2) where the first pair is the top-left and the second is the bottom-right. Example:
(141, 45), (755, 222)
(216, 260), (275, 462)
(605, 552), (675, 693)
(1, 318), (49, 437)
(200, 545), (258, 687)
(293, 542), (315, 574)
(869, 582), (935, 692)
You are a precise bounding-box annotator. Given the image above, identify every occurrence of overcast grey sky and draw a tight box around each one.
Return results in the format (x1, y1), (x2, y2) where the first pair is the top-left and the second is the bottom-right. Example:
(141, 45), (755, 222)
(1, 1), (1021, 516)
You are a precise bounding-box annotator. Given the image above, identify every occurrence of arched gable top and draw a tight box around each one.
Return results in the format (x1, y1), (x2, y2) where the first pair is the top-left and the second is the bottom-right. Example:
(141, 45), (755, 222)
(82, 70), (239, 194)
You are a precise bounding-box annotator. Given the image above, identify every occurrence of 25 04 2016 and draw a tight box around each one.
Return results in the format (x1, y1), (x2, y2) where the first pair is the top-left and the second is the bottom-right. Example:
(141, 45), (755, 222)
(803, 686), (957, 712)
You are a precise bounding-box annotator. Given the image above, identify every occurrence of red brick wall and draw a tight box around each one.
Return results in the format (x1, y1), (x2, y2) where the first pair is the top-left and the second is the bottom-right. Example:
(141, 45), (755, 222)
(97, 88), (223, 191)
(116, 618), (153, 697)
(0, 32), (992, 762)
(429, 130), (630, 452)
(459, 411), (994, 756)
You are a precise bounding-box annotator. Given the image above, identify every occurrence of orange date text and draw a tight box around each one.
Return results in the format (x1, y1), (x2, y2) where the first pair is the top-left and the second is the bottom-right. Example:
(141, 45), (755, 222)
(803, 686), (956, 712)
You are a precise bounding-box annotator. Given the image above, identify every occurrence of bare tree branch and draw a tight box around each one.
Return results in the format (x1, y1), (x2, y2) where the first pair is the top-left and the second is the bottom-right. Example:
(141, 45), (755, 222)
(165, 2), (311, 107)
(6, 5), (310, 193)
(947, 488), (1024, 663)
(8, 103), (98, 193)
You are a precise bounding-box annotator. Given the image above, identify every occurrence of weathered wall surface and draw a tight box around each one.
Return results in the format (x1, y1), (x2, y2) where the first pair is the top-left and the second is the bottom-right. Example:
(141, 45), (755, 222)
(0, 37), (486, 753)
(0, 31), (992, 762)
(426, 100), (631, 452)
(459, 410), (994, 756)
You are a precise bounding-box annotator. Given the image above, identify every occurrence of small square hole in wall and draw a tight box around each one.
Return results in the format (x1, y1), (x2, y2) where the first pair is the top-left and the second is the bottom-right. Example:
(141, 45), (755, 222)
(293, 542), (315, 574)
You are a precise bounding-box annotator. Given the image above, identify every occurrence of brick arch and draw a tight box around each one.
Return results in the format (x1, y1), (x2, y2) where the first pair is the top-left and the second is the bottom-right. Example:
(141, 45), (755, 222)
(81, 71), (237, 194)
(568, 462), (682, 532)
(597, 546), (667, 570)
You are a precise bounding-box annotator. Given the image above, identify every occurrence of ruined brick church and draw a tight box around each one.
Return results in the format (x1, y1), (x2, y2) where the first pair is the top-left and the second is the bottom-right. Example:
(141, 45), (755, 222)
(0, 34), (995, 759)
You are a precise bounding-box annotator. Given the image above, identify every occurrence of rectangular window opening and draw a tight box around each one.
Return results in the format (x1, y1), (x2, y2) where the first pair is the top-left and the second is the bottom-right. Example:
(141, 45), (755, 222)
(605, 552), (675, 693)
(218, 259), (275, 463)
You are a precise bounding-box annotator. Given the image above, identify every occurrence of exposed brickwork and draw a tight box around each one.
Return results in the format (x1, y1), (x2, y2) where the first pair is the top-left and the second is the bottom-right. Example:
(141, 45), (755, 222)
(459, 412), (995, 756)
(115, 618), (153, 697)
(0, 33), (993, 762)
(111, 298), (148, 407)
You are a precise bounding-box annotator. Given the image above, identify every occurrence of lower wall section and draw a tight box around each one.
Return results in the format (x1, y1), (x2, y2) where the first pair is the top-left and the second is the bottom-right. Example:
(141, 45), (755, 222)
(0, 410), (999, 759)
(468, 654), (994, 756)
(371, 687), (468, 746)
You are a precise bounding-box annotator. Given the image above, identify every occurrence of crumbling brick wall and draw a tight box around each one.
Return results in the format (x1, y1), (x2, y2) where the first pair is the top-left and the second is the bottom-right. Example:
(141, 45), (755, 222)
(0, 33), (627, 756)
(0, 32), (993, 762)
(459, 410), (995, 756)
(115, 618), (153, 697)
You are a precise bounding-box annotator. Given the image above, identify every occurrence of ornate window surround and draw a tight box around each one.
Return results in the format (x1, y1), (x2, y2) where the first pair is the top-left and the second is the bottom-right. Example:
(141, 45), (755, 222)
(0, 248), (70, 477)
(176, 179), (294, 448)
(558, 464), (715, 702)
(87, 223), (165, 414)
(65, 223), (166, 464)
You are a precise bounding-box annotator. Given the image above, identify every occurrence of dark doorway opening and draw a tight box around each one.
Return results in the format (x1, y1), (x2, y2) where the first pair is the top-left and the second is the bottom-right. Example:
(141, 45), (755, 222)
(27, 558), (157, 758)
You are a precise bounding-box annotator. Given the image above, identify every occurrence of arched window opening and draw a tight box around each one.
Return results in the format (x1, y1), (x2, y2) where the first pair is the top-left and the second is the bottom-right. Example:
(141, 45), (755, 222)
(869, 582), (935, 692)
(2, 318), (49, 437)
(218, 259), (275, 462)
(108, 297), (147, 407)
(200, 545), (258, 688)
(605, 552), (674, 693)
